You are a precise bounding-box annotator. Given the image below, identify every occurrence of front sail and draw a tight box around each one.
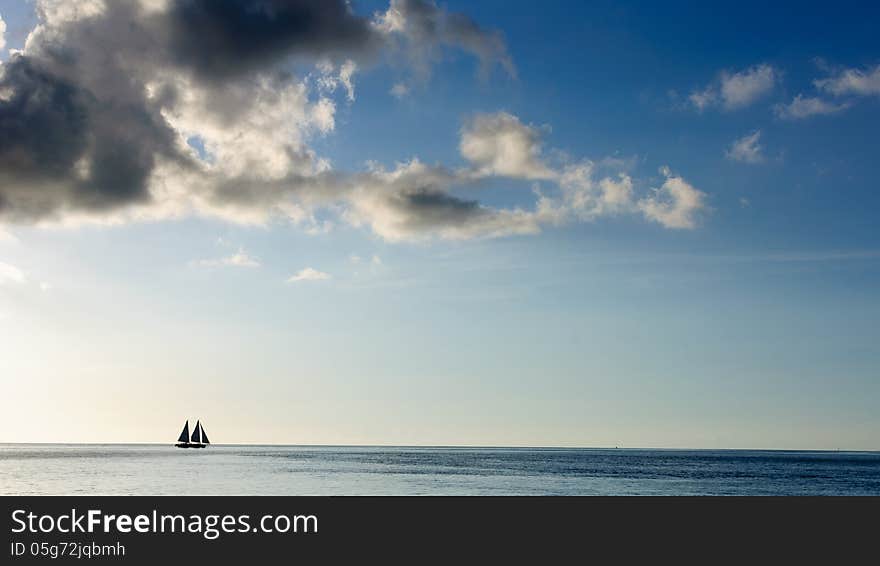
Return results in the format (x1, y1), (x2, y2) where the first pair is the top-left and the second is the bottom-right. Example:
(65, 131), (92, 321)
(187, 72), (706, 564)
(177, 421), (190, 443)
(200, 425), (210, 444)
(191, 421), (202, 444)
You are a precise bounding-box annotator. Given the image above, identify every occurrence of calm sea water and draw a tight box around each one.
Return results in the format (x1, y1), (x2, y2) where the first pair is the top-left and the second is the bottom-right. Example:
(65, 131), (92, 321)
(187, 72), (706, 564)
(1, 444), (878, 495)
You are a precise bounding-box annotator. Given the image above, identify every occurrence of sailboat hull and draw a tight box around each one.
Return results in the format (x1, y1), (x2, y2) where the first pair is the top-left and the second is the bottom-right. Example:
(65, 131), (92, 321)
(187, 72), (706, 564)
(174, 420), (209, 447)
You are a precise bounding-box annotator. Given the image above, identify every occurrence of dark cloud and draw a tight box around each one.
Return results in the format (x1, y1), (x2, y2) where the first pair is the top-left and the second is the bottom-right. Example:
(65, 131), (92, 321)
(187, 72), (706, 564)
(165, 0), (381, 80)
(0, 57), (89, 182)
(0, 0), (375, 222)
(0, 0), (520, 235)
(0, 0), (384, 222)
(0, 54), (184, 220)
(340, 160), (545, 241)
(390, 187), (484, 228)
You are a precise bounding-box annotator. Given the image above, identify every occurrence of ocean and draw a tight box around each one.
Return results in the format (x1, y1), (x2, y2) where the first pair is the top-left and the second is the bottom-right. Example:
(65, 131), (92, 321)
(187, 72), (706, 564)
(1, 444), (878, 495)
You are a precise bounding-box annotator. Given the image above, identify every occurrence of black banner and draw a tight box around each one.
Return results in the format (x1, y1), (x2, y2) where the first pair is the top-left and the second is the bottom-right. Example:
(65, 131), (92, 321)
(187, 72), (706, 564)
(2, 497), (877, 563)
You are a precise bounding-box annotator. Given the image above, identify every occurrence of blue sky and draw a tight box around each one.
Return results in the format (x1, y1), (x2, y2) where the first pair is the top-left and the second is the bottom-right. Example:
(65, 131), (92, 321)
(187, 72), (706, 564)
(0, 1), (878, 448)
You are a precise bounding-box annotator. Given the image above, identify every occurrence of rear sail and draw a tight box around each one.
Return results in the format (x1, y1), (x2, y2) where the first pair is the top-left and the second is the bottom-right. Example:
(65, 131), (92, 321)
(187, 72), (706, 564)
(177, 421), (190, 443)
(191, 421), (202, 444)
(200, 425), (210, 445)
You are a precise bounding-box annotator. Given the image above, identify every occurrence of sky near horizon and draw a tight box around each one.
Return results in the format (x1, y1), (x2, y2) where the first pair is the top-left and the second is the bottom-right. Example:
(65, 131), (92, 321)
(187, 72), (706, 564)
(0, 0), (878, 449)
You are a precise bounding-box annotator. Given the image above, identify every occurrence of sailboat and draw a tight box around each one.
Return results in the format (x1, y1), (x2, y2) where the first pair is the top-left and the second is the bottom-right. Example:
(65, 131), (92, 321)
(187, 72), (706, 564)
(174, 419), (210, 448)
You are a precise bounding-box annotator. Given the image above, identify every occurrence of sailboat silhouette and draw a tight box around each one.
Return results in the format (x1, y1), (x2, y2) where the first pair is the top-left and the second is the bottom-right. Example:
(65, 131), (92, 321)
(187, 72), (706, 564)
(174, 420), (210, 448)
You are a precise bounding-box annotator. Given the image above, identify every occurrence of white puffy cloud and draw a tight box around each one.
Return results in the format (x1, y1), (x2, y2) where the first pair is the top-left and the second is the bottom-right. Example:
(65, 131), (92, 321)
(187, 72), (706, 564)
(287, 267), (332, 283)
(690, 63), (777, 111)
(339, 60), (357, 102)
(310, 97), (337, 134)
(459, 112), (555, 180)
(156, 74), (333, 182)
(315, 59), (358, 102)
(550, 162), (635, 220)
(0, 13), (7, 52)
(171, 108), (706, 242)
(32, 0), (107, 28)
(638, 167), (707, 229)
(726, 130), (764, 164)
(774, 94), (849, 120)
(720, 64), (777, 109)
(815, 64), (880, 97)
(769, 64), (880, 120)
(538, 159), (705, 231)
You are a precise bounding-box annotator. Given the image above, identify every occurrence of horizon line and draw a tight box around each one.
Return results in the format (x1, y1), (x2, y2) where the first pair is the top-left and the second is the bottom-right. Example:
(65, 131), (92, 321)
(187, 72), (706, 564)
(1, 441), (877, 453)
